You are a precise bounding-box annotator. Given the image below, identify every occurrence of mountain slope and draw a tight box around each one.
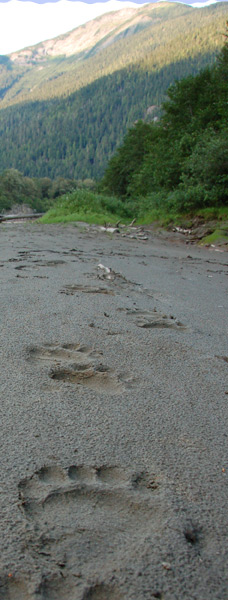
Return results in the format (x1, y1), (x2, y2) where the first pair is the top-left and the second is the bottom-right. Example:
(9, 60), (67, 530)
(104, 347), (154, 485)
(0, 1), (227, 181)
(0, 2), (227, 107)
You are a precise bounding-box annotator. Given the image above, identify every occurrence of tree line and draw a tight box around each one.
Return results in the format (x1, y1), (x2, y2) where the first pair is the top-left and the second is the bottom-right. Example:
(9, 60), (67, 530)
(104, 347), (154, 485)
(100, 24), (228, 214)
(0, 169), (94, 212)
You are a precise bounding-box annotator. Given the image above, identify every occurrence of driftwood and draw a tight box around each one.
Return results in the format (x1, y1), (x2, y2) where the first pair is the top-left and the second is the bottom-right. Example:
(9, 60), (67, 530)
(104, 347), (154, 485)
(0, 213), (43, 222)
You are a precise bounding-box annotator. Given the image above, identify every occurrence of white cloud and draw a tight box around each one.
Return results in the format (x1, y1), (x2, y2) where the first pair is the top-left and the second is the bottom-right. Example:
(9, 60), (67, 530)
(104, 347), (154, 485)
(0, 0), (147, 55)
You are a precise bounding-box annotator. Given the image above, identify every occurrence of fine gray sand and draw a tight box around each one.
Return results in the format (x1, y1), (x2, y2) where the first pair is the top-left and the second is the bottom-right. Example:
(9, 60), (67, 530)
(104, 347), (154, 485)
(0, 222), (227, 600)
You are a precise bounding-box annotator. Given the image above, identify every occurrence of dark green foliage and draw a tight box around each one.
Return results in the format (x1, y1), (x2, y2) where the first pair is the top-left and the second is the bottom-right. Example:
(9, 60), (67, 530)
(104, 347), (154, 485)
(101, 29), (228, 213)
(100, 121), (159, 197)
(178, 130), (228, 209)
(0, 169), (84, 212)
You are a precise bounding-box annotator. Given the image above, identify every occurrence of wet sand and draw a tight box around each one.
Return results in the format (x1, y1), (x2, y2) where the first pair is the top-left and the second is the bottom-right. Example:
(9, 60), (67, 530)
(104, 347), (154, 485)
(0, 222), (228, 600)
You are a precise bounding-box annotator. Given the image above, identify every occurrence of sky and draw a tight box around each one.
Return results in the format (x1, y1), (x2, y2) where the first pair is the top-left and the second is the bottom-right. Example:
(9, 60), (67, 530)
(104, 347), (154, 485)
(0, 0), (221, 55)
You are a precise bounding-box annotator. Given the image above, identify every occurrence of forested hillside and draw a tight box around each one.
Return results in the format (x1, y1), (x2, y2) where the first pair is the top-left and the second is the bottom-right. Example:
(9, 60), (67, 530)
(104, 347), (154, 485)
(0, 1), (227, 181)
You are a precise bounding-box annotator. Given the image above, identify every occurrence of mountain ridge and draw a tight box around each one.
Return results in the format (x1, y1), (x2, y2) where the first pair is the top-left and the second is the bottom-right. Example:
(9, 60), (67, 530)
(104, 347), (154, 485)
(8, 2), (192, 64)
(0, 1), (227, 108)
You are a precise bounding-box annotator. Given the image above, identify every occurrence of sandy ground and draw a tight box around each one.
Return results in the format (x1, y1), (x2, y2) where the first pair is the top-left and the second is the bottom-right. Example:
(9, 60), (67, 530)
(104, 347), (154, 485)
(0, 222), (228, 600)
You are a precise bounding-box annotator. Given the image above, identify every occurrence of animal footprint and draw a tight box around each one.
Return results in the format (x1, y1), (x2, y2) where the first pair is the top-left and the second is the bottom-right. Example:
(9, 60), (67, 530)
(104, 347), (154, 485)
(0, 574), (120, 600)
(38, 577), (121, 600)
(18, 464), (162, 599)
(28, 343), (102, 364)
(118, 308), (185, 330)
(60, 284), (114, 295)
(35, 260), (66, 267)
(50, 363), (123, 393)
(28, 343), (127, 394)
(0, 577), (31, 600)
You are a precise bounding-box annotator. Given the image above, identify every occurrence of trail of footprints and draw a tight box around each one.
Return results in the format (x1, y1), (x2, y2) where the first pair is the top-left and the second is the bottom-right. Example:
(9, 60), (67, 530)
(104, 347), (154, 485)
(14, 464), (160, 600)
(28, 343), (130, 394)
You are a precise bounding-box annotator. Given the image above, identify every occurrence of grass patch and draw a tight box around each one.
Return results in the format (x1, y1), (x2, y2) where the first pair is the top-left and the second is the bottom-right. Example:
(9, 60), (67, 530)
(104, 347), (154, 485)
(195, 206), (228, 221)
(137, 209), (184, 227)
(200, 228), (228, 245)
(39, 189), (132, 225)
(40, 210), (119, 225)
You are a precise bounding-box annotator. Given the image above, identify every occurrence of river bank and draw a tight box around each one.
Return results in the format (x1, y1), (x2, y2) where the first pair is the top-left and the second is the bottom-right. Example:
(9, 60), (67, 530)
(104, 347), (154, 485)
(0, 222), (227, 600)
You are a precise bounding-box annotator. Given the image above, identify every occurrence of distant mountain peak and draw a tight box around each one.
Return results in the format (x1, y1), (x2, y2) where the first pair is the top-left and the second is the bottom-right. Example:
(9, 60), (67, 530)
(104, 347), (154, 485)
(9, 1), (192, 65)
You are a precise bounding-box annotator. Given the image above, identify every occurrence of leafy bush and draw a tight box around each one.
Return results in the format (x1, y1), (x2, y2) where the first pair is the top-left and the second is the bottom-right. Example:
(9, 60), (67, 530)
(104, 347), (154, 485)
(39, 189), (133, 224)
